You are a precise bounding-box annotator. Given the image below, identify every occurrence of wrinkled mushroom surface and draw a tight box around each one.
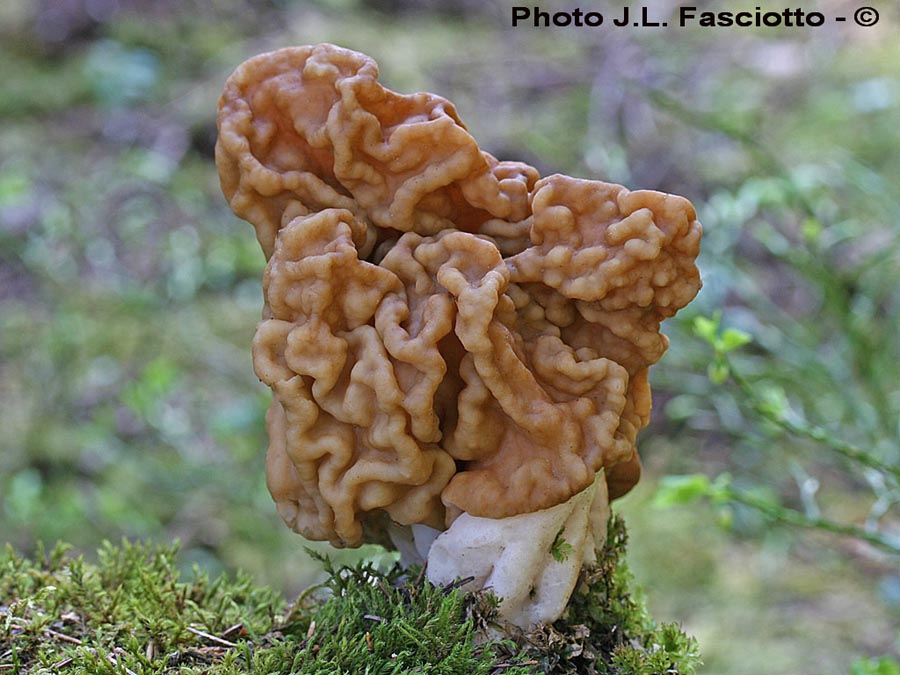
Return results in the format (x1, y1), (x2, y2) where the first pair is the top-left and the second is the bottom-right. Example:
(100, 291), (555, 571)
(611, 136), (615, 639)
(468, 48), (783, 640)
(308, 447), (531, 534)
(216, 43), (702, 550)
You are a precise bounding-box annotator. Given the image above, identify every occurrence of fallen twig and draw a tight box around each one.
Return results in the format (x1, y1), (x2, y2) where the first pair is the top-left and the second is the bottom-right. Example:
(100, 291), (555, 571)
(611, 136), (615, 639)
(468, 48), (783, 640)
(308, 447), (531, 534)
(186, 625), (239, 648)
(45, 627), (83, 645)
(221, 623), (244, 639)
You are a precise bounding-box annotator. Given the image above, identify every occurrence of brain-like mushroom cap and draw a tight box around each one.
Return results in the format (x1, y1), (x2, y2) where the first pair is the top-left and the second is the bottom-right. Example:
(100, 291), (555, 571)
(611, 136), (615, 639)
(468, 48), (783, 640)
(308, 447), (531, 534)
(216, 43), (702, 547)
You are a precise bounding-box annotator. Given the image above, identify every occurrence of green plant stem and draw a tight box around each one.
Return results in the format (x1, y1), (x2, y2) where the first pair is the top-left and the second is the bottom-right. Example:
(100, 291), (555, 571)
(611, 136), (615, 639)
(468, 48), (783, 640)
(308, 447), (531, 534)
(724, 486), (900, 555)
(727, 356), (900, 483)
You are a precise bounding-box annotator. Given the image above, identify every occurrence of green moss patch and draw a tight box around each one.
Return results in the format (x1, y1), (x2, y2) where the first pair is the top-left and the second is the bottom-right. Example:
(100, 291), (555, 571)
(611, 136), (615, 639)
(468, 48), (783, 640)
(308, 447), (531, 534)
(1, 517), (699, 674)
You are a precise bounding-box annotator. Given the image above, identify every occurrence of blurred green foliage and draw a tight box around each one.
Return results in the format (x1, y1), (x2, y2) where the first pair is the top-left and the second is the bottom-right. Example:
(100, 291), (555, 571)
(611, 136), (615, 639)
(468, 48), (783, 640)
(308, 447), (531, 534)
(852, 656), (900, 675)
(0, 1), (898, 673)
(664, 312), (900, 553)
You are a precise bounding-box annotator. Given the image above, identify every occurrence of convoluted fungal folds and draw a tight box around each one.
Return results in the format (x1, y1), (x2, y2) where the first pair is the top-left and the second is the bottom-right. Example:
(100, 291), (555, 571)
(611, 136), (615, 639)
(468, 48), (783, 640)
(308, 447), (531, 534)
(217, 43), (701, 625)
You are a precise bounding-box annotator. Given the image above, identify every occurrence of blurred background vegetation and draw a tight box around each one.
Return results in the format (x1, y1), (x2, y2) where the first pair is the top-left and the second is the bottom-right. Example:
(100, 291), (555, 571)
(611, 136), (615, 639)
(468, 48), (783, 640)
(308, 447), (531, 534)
(0, 1), (898, 673)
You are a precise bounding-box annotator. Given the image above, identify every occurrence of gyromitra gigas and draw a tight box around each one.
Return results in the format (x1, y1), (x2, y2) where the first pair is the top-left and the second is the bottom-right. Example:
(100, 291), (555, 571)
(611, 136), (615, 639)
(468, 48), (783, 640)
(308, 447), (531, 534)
(216, 43), (702, 628)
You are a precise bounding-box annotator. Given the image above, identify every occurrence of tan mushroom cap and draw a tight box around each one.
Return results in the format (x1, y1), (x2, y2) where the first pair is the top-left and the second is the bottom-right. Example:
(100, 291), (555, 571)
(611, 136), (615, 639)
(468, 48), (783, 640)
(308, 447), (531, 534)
(216, 43), (702, 547)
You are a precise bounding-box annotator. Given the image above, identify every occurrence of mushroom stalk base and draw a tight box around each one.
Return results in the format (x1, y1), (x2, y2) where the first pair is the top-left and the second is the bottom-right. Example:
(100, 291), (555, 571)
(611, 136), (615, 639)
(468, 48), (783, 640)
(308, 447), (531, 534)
(423, 470), (610, 628)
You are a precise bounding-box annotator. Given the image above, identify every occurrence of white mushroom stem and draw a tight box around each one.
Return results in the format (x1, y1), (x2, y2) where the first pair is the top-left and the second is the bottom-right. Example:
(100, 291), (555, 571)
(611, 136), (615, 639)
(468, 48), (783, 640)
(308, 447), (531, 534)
(386, 522), (443, 567)
(425, 470), (610, 628)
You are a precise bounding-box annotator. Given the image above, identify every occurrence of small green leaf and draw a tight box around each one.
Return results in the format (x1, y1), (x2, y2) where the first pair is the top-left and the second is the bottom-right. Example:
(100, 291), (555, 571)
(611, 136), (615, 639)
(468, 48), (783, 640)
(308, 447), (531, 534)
(692, 314), (720, 344)
(756, 385), (790, 419)
(550, 528), (575, 562)
(653, 474), (712, 507)
(719, 328), (752, 352)
(707, 359), (730, 384)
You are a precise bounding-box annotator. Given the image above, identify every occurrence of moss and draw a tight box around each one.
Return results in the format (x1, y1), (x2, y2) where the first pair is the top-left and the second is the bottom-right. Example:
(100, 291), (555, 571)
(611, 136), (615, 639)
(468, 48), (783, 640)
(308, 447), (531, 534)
(517, 516), (701, 675)
(0, 517), (699, 674)
(549, 529), (575, 563)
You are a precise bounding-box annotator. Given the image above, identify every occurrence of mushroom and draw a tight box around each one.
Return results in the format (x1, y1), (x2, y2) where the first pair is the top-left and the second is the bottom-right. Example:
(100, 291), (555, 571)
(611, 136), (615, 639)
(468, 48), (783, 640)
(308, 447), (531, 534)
(216, 43), (702, 627)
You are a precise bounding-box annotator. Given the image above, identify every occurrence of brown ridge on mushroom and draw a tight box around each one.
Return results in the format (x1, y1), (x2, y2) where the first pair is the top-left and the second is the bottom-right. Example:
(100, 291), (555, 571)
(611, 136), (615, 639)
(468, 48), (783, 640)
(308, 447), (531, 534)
(216, 43), (702, 547)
